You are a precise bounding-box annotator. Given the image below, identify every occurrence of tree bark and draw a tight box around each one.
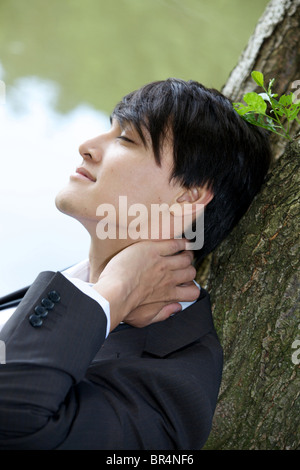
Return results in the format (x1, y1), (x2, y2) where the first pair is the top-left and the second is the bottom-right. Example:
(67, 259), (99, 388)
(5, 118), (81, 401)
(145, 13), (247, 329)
(201, 0), (300, 450)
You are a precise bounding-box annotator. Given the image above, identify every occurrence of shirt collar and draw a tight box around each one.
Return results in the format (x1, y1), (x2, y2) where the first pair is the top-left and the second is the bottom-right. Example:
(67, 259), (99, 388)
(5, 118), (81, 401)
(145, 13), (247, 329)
(62, 259), (90, 282)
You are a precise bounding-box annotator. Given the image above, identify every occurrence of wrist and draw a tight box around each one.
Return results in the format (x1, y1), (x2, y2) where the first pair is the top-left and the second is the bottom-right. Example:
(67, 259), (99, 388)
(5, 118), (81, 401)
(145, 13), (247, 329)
(92, 277), (132, 332)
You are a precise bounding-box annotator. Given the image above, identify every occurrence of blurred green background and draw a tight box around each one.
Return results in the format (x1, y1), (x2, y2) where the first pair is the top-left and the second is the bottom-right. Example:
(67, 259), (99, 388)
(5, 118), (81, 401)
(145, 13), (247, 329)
(0, 0), (269, 114)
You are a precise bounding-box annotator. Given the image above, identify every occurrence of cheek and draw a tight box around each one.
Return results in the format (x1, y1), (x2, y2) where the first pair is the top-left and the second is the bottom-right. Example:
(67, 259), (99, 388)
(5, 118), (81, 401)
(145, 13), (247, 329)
(96, 155), (175, 206)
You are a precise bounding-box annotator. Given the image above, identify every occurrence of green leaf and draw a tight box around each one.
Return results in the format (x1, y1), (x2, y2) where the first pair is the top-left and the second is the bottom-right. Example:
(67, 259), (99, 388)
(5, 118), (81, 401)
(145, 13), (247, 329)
(233, 102), (251, 116)
(243, 92), (267, 114)
(242, 112), (277, 133)
(265, 116), (277, 130)
(270, 97), (284, 114)
(286, 103), (300, 120)
(279, 94), (293, 106)
(251, 71), (264, 88)
(242, 111), (257, 123)
(256, 114), (266, 126)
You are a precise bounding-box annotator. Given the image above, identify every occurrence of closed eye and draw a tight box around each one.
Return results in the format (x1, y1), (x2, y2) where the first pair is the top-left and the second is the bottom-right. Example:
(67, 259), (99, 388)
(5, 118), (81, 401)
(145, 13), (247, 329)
(116, 136), (135, 144)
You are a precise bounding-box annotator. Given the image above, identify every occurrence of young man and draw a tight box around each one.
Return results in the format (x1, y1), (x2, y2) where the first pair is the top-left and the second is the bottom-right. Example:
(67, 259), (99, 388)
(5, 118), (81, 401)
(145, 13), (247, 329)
(0, 78), (271, 450)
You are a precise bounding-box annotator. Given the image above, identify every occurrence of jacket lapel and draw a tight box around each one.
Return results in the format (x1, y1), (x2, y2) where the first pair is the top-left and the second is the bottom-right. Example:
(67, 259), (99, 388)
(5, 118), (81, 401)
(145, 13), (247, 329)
(91, 289), (214, 364)
(143, 288), (214, 357)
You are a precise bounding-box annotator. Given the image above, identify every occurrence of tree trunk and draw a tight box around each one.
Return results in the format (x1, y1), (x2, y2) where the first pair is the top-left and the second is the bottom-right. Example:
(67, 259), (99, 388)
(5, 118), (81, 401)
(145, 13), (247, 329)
(202, 0), (300, 450)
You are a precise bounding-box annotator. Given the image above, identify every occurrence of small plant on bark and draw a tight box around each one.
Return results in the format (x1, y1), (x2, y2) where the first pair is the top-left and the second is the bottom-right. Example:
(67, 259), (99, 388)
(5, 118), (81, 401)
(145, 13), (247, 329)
(233, 71), (300, 141)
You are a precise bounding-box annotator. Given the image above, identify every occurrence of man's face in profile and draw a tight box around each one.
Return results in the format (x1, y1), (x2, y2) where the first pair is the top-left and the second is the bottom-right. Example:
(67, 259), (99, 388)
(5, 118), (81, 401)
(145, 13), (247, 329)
(55, 118), (185, 240)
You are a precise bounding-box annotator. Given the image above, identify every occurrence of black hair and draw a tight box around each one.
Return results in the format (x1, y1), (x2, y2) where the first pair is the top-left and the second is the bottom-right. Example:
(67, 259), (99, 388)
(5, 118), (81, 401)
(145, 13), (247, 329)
(112, 78), (272, 266)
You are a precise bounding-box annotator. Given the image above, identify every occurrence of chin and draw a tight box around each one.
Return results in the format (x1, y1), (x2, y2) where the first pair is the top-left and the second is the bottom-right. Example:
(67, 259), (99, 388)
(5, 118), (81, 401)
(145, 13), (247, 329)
(55, 188), (96, 237)
(55, 187), (76, 216)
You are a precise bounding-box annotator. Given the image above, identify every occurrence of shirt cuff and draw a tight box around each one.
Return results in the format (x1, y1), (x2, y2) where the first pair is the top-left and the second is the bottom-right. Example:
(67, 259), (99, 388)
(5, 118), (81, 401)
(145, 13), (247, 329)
(62, 274), (111, 337)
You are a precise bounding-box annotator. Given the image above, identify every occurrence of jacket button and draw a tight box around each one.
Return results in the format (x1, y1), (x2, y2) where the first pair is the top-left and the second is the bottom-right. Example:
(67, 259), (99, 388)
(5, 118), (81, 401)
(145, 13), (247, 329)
(29, 314), (43, 327)
(48, 290), (60, 303)
(34, 305), (48, 318)
(41, 298), (55, 310)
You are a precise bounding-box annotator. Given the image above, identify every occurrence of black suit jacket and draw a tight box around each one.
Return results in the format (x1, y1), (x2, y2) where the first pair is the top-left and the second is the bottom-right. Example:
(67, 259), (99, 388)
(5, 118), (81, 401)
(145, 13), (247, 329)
(0, 271), (223, 450)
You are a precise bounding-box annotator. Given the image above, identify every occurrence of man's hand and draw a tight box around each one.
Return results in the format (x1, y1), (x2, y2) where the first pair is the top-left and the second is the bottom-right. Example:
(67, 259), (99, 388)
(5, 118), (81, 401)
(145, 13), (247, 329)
(92, 239), (199, 331)
(123, 297), (192, 328)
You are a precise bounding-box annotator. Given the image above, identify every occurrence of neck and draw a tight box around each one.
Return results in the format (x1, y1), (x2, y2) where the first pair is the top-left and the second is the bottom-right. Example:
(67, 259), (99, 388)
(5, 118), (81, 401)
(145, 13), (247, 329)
(88, 235), (134, 283)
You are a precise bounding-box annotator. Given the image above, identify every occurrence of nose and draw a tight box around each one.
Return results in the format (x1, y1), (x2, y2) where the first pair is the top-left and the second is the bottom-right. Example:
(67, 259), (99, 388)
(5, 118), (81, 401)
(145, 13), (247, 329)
(78, 135), (103, 162)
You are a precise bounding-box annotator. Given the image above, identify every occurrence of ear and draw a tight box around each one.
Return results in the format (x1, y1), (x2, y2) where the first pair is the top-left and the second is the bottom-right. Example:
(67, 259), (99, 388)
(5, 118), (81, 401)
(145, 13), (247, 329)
(175, 185), (214, 216)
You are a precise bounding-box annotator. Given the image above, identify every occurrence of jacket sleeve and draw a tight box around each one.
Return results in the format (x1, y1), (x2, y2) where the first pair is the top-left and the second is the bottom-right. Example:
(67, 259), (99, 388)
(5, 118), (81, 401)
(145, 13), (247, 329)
(0, 271), (108, 449)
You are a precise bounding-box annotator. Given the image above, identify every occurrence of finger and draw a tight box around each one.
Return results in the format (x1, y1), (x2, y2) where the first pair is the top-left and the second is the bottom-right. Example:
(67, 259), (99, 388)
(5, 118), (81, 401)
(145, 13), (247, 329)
(172, 265), (197, 285)
(163, 250), (194, 271)
(174, 282), (200, 303)
(183, 250), (195, 262)
(155, 238), (188, 256)
(150, 302), (182, 324)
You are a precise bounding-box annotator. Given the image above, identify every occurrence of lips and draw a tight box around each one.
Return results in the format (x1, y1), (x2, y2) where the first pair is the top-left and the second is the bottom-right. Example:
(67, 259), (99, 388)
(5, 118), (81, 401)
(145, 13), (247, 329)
(75, 167), (96, 182)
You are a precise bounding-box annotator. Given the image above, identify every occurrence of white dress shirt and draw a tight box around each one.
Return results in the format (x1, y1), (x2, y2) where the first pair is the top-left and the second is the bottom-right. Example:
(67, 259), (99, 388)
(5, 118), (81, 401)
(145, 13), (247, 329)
(0, 260), (199, 335)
